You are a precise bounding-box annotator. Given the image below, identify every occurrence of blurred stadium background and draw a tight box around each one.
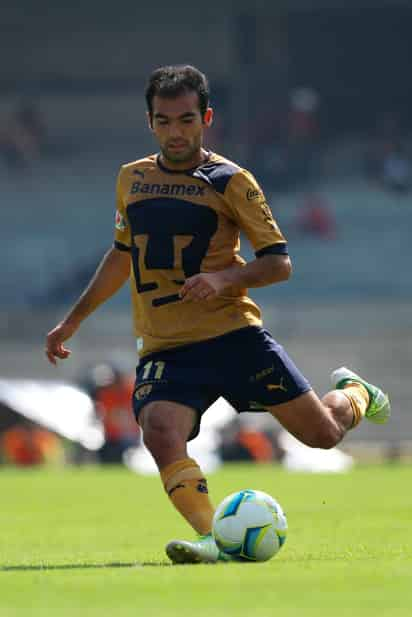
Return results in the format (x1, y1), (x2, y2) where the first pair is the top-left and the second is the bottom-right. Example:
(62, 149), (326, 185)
(1, 0), (411, 464)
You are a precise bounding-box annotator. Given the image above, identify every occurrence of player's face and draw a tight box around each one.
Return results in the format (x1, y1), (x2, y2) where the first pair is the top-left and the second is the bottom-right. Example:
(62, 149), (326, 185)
(149, 92), (213, 167)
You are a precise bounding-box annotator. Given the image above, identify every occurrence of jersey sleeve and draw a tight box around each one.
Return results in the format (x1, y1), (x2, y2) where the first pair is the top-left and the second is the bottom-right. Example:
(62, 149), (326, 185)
(113, 168), (131, 252)
(224, 169), (288, 257)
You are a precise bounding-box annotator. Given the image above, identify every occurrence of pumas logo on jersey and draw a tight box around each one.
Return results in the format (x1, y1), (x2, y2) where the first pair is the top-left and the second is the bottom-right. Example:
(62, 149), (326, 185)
(134, 384), (153, 400)
(133, 169), (145, 178)
(115, 210), (127, 231)
(130, 181), (205, 197)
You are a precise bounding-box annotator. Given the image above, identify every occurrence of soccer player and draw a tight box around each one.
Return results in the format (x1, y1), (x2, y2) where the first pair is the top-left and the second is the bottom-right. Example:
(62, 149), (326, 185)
(45, 65), (390, 564)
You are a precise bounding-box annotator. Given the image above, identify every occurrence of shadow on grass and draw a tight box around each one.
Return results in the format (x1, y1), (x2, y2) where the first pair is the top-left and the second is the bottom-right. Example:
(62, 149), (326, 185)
(0, 561), (172, 572)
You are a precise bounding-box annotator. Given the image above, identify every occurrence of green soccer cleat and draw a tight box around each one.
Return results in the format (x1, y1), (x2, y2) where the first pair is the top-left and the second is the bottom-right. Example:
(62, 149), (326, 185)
(331, 366), (391, 424)
(166, 533), (232, 564)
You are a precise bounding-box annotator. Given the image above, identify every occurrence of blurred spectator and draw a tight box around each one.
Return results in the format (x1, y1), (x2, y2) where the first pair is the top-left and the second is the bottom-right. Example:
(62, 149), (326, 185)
(0, 101), (46, 171)
(296, 192), (337, 240)
(218, 417), (283, 463)
(83, 363), (140, 464)
(0, 423), (63, 466)
(287, 87), (320, 186)
(288, 87), (320, 142)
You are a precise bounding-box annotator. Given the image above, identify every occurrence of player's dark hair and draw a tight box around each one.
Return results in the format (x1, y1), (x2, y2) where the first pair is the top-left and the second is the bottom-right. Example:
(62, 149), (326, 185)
(145, 65), (210, 122)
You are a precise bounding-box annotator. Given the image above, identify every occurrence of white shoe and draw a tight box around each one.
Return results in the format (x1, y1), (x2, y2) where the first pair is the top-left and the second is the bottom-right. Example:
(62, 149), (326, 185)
(166, 533), (231, 564)
(331, 366), (391, 424)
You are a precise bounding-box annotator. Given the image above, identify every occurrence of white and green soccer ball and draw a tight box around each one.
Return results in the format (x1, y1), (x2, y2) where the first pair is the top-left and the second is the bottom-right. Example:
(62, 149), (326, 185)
(212, 489), (287, 562)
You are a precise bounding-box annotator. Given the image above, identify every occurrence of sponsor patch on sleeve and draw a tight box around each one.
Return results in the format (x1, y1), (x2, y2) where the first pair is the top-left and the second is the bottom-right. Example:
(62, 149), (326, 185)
(246, 188), (263, 201)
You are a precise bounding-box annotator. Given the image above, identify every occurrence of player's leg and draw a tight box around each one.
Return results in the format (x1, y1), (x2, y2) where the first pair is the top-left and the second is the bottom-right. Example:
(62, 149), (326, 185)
(139, 400), (227, 564)
(139, 400), (215, 536)
(225, 327), (390, 449)
(266, 366), (390, 448)
(133, 344), (230, 564)
(266, 388), (359, 449)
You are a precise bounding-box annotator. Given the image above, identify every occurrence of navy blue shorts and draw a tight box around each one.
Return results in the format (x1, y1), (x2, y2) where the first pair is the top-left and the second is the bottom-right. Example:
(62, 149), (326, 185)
(132, 326), (311, 440)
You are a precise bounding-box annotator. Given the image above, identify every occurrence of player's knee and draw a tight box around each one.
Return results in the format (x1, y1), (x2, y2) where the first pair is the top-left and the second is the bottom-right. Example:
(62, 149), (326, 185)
(141, 404), (183, 453)
(143, 418), (174, 450)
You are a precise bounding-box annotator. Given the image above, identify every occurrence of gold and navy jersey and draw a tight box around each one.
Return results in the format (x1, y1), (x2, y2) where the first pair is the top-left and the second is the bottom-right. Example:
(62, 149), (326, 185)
(114, 151), (288, 357)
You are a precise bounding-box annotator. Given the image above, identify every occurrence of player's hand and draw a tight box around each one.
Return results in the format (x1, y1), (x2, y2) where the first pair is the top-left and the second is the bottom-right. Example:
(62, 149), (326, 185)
(45, 321), (78, 365)
(179, 272), (232, 302)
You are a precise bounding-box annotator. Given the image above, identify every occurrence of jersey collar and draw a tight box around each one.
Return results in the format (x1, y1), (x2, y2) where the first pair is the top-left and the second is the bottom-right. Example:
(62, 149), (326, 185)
(156, 151), (212, 175)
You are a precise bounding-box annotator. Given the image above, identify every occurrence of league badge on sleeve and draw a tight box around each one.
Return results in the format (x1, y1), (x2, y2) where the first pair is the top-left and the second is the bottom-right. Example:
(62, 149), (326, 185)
(115, 210), (127, 231)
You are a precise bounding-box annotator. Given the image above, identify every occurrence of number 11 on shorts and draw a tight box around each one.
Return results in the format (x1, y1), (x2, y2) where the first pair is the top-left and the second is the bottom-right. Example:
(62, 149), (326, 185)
(141, 360), (166, 380)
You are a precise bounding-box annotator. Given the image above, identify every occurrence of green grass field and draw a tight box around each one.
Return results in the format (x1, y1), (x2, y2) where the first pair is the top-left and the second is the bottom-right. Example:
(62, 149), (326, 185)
(1, 463), (411, 616)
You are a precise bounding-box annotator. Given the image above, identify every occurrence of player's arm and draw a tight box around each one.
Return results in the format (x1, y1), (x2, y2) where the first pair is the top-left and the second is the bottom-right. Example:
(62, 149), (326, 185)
(45, 246), (130, 365)
(212, 253), (291, 290)
(180, 254), (291, 302)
